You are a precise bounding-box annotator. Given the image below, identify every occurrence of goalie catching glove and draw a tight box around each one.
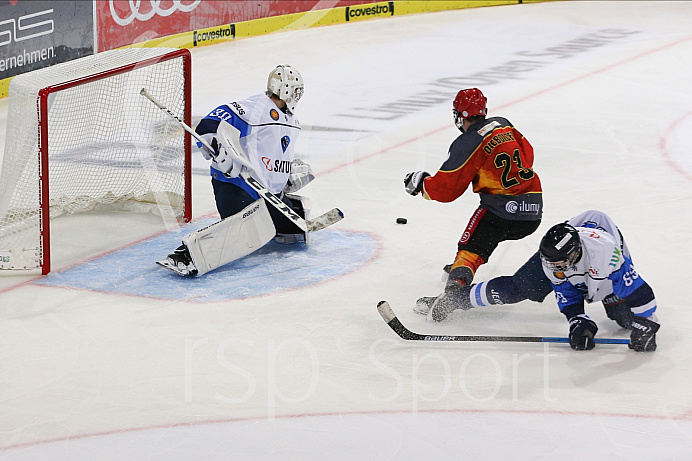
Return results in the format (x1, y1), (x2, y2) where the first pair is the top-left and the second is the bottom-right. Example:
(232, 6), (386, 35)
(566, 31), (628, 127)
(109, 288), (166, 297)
(404, 171), (430, 196)
(283, 159), (314, 194)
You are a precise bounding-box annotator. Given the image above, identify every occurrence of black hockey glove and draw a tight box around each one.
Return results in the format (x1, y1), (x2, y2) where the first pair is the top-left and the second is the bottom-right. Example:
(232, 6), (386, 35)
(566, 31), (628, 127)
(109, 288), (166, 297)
(404, 171), (430, 196)
(629, 316), (659, 352)
(568, 314), (598, 350)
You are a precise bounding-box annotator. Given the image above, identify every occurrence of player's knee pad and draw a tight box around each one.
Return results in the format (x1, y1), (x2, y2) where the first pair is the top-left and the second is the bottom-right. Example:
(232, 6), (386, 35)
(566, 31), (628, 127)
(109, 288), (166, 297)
(275, 194), (312, 246)
(183, 199), (275, 276)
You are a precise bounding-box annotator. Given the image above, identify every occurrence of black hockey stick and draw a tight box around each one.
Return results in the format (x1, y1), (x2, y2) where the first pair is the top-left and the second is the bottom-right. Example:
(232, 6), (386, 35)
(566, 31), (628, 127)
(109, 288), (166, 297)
(140, 88), (343, 233)
(377, 301), (630, 345)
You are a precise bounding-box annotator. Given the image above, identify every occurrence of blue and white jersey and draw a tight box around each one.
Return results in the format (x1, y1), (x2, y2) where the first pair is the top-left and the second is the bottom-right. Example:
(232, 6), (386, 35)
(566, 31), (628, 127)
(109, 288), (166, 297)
(566, 210), (629, 259)
(543, 210), (657, 321)
(195, 93), (301, 196)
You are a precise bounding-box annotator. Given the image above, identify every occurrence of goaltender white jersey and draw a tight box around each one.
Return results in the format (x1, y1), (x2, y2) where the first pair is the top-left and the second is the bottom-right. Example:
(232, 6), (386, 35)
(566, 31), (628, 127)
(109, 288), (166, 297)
(195, 93), (301, 195)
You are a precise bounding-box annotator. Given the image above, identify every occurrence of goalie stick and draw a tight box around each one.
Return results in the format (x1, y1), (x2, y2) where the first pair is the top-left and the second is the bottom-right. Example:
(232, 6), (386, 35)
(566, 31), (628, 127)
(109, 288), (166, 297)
(377, 301), (630, 345)
(140, 88), (343, 233)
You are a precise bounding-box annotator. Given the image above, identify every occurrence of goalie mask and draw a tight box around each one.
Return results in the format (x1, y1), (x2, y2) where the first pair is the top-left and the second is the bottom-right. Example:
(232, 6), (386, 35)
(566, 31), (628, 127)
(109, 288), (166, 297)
(267, 65), (304, 114)
(539, 223), (582, 272)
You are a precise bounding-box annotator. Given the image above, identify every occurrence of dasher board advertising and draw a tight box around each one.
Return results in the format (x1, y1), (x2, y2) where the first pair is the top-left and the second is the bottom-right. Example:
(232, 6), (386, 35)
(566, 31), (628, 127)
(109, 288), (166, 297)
(0, 0), (94, 81)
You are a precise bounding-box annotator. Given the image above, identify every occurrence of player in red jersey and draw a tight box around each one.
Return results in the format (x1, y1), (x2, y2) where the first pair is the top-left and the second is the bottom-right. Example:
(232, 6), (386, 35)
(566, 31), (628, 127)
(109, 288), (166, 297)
(404, 88), (543, 318)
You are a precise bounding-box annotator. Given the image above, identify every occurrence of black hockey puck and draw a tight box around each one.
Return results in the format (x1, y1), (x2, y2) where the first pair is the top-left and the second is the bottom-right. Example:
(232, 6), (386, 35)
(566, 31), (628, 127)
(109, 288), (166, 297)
(396, 218), (407, 224)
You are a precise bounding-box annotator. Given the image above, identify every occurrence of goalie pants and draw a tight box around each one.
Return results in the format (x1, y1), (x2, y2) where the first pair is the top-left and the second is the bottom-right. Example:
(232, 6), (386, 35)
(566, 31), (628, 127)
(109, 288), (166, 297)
(212, 178), (305, 234)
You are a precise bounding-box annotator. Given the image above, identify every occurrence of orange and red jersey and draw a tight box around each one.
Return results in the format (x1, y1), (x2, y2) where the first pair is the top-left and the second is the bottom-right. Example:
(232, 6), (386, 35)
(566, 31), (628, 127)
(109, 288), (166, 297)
(422, 116), (542, 221)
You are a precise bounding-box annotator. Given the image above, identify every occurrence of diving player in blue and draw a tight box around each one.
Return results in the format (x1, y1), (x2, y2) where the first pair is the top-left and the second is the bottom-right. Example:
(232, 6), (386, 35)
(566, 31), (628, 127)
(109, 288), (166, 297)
(418, 210), (660, 351)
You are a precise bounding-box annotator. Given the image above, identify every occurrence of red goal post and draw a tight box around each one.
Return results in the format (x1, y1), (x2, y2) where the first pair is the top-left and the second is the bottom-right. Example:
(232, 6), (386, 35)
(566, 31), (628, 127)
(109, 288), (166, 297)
(0, 48), (192, 275)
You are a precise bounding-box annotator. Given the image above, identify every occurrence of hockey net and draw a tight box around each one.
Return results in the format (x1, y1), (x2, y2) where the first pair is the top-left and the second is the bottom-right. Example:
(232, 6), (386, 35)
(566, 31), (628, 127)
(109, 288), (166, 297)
(0, 48), (191, 274)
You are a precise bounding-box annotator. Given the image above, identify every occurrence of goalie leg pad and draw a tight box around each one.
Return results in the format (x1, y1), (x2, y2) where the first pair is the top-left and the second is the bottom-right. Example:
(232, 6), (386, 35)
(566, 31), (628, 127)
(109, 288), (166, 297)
(183, 199), (275, 276)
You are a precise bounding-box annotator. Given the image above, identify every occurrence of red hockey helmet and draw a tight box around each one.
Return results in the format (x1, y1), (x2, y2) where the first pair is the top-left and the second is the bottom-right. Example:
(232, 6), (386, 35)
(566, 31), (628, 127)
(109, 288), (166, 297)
(452, 88), (487, 131)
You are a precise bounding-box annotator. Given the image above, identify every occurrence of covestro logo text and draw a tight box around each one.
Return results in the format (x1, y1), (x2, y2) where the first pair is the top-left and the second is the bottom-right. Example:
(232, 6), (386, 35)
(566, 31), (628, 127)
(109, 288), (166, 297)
(193, 24), (235, 47)
(345, 2), (394, 22)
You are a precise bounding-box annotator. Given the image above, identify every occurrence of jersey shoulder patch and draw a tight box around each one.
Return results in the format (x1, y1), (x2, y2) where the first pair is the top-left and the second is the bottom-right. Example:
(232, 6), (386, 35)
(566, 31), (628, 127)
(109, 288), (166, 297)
(228, 101), (247, 116)
(477, 120), (501, 136)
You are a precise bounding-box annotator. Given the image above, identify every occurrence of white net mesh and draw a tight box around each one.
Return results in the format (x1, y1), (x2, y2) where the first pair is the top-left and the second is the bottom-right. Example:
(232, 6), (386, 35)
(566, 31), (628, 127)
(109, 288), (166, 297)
(0, 48), (189, 271)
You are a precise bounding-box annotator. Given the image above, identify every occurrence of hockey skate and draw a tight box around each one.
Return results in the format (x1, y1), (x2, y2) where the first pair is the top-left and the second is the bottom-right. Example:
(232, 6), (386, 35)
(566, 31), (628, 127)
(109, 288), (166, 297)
(427, 283), (474, 322)
(428, 290), (460, 322)
(413, 296), (436, 315)
(156, 244), (198, 277)
(413, 284), (473, 316)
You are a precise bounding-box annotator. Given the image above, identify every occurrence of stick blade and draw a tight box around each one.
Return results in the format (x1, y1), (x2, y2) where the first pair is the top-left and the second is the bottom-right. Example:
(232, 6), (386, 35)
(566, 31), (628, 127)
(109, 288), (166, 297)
(377, 300), (396, 323)
(307, 208), (344, 232)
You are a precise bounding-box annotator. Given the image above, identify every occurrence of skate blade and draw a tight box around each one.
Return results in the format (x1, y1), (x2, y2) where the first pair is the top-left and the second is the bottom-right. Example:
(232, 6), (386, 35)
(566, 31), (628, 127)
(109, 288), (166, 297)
(156, 259), (193, 277)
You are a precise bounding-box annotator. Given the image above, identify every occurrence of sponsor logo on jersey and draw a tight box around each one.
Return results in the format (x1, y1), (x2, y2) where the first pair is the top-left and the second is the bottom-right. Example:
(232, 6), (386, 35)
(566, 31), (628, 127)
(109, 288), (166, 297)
(589, 267), (600, 276)
(554, 271), (565, 279)
(458, 208), (485, 244)
(274, 159), (291, 173)
(505, 200), (541, 214)
(281, 135), (290, 152)
(345, 2), (394, 21)
(230, 101), (245, 115)
(580, 220), (608, 232)
(261, 157), (291, 173)
(269, 108), (279, 120)
(609, 247), (621, 267)
(193, 24), (235, 47)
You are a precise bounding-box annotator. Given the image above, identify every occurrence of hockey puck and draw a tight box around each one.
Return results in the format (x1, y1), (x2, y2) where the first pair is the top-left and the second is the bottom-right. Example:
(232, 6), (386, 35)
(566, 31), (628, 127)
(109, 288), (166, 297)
(396, 218), (408, 224)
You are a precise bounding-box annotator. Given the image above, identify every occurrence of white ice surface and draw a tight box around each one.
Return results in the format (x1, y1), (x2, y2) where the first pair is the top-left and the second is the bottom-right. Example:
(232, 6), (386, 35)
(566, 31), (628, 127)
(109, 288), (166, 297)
(2, 1), (692, 459)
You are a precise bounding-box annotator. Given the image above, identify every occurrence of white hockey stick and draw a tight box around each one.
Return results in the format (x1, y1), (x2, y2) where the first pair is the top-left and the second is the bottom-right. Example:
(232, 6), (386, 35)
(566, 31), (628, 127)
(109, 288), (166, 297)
(140, 88), (342, 233)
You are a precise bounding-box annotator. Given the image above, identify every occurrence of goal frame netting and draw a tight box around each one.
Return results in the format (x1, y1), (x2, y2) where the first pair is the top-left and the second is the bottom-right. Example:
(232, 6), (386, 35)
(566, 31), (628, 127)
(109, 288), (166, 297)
(0, 47), (192, 275)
